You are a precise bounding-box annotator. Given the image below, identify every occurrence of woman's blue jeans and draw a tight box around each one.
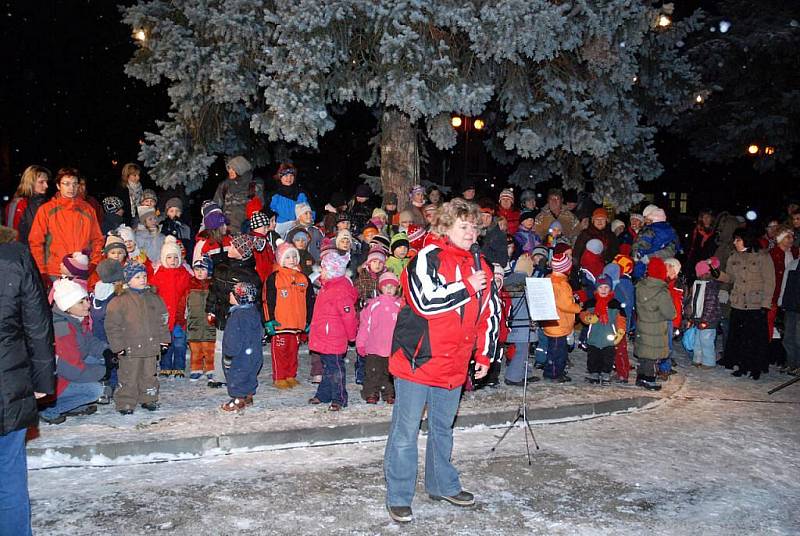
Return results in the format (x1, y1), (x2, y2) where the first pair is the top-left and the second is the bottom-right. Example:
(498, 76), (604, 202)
(384, 378), (463, 507)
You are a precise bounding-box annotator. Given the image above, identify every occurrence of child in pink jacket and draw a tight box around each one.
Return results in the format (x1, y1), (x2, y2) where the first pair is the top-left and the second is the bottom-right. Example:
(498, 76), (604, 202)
(356, 271), (402, 404)
(308, 246), (358, 411)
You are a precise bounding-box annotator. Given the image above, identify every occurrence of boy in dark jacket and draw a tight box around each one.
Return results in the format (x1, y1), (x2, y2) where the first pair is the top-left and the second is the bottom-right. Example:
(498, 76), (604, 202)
(206, 233), (262, 388)
(91, 259), (126, 403)
(220, 282), (265, 412)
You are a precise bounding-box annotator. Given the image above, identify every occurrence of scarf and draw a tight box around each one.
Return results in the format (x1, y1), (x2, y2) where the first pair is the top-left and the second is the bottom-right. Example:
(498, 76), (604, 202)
(694, 225), (714, 248)
(128, 181), (143, 210)
(594, 291), (615, 324)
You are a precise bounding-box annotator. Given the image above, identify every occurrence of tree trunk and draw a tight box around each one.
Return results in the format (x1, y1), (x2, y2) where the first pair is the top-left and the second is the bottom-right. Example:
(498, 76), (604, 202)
(380, 108), (418, 207)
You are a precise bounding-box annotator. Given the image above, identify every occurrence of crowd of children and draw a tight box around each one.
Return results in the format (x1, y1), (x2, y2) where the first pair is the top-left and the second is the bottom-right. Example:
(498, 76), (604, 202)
(7, 158), (800, 423)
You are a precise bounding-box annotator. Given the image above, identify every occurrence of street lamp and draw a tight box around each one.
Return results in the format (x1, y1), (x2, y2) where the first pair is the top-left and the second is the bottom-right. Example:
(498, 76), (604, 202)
(695, 94), (704, 104)
(657, 14), (672, 28)
(450, 115), (486, 184)
(747, 144), (760, 155)
(765, 146), (776, 156)
(133, 29), (147, 43)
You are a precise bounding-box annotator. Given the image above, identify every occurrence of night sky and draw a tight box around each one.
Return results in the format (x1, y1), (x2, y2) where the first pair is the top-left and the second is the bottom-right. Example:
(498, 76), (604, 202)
(1, 0), (166, 196)
(0, 0), (794, 222)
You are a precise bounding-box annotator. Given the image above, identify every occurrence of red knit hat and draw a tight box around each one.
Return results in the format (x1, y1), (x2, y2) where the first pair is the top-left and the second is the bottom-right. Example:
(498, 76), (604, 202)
(553, 242), (572, 257)
(647, 257), (668, 281)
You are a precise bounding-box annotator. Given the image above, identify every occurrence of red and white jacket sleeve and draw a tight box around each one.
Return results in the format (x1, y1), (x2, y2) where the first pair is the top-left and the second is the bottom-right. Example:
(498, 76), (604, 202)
(403, 246), (473, 319)
(475, 277), (502, 367)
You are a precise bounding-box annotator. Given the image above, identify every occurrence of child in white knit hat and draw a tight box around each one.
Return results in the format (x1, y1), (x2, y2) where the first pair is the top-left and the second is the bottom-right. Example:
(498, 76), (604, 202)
(150, 236), (193, 378)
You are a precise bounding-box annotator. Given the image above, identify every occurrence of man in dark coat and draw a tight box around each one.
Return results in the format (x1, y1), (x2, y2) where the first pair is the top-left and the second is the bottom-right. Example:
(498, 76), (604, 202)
(477, 200), (509, 268)
(0, 225), (55, 535)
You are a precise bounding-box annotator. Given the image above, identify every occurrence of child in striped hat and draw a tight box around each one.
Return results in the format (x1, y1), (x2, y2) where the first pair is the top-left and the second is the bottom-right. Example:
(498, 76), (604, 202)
(542, 251), (581, 382)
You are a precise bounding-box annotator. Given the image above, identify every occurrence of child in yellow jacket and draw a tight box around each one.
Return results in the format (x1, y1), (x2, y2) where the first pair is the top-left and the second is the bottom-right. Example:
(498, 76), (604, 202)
(541, 251), (581, 382)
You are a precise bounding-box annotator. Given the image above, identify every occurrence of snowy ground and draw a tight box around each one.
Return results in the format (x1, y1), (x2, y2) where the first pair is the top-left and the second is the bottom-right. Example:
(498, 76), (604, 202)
(29, 345), (661, 452)
(28, 350), (800, 535)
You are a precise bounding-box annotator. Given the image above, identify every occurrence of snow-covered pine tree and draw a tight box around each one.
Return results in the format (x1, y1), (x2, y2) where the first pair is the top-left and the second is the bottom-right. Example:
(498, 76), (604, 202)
(123, 0), (701, 209)
(674, 0), (800, 177)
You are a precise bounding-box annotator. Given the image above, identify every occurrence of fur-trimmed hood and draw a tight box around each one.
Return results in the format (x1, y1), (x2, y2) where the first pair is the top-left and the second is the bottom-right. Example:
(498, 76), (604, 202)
(0, 226), (18, 244)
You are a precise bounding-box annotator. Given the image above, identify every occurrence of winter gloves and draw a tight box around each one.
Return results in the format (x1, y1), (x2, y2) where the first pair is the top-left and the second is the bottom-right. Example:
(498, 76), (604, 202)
(613, 330), (626, 346)
(264, 320), (281, 336)
(101, 348), (120, 382)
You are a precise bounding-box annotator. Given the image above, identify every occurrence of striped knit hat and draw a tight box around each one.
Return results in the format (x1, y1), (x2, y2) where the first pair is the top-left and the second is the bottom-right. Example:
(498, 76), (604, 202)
(551, 252), (572, 274)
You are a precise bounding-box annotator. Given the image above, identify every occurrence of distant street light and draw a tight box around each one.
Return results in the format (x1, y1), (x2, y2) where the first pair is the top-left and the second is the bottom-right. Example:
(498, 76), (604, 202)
(765, 146), (776, 155)
(657, 15), (672, 28)
(695, 94), (704, 104)
(451, 116), (462, 128)
(747, 144), (760, 155)
(134, 29), (147, 43)
(473, 118), (485, 130)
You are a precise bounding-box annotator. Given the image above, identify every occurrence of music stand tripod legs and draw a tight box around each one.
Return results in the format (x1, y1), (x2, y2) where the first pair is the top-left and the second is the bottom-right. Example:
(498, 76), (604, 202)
(491, 296), (540, 464)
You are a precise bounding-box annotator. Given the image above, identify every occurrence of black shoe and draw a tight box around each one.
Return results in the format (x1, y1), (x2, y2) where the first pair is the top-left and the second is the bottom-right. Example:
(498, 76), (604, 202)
(534, 363), (545, 370)
(750, 371), (761, 380)
(387, 505), (413, 523)
(429, 490), (475, 507)
(118, 409), (134, 415)
(732, 370), (745, 377)
(635, 376), (662, 391)
(63, 404), (97, 417)
(207, 381), (225, 388)
(503, 376), (540, 386)
(40, 414), (67, 425)
(555, 375), (572, 383)
(141, 402), (159, 411)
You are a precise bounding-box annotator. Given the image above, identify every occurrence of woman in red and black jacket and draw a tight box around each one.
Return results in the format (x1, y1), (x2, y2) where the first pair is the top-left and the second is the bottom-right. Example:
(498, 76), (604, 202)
(384, 198), (501, 524)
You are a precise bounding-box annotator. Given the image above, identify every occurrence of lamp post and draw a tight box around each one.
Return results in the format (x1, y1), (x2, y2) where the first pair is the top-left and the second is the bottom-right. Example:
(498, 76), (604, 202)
(451, 115), (485, 184)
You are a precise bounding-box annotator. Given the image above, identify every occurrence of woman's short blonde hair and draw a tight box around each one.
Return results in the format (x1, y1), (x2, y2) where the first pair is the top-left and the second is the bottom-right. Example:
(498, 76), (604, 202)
(431, 198), (480, 236)
(15, 165), (51, 198)
(121, 163), (140, 186)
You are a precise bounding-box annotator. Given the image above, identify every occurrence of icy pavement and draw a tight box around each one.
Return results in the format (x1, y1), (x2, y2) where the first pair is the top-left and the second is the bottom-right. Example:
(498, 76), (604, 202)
(27, 346), (667, 454)
(27, 351), (800, 535)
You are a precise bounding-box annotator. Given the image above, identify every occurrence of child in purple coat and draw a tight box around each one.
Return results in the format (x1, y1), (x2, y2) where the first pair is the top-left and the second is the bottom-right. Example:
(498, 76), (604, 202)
(356, 271), (402, 404)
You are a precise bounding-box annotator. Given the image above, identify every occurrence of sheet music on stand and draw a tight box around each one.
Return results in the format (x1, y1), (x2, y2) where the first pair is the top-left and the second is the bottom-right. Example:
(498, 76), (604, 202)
(524, 277), (559, 321)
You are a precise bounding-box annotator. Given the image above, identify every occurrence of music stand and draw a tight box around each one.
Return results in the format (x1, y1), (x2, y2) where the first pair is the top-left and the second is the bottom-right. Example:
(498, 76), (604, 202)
(491, 285), (540, 464)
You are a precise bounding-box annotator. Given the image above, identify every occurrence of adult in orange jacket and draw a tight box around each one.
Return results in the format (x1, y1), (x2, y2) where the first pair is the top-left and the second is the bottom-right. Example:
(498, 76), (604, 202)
(541, 251), (581, 381)
(28, 168), (103, 278)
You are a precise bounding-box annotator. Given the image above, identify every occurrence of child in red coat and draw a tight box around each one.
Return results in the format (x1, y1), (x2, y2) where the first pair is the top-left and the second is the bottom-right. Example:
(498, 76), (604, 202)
(150, 236), (192, 377)
(308, 247), (358, 411)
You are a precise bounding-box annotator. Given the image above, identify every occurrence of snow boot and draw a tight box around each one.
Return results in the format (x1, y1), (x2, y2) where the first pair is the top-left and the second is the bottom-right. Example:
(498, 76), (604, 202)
(585, 373), (601, 384)
(221, 398), (247, 412)
(635, 375), (662, 391)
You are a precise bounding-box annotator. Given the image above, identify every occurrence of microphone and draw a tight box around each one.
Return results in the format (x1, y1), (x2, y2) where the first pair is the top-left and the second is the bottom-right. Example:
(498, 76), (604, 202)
(469, 243), (483, 302)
